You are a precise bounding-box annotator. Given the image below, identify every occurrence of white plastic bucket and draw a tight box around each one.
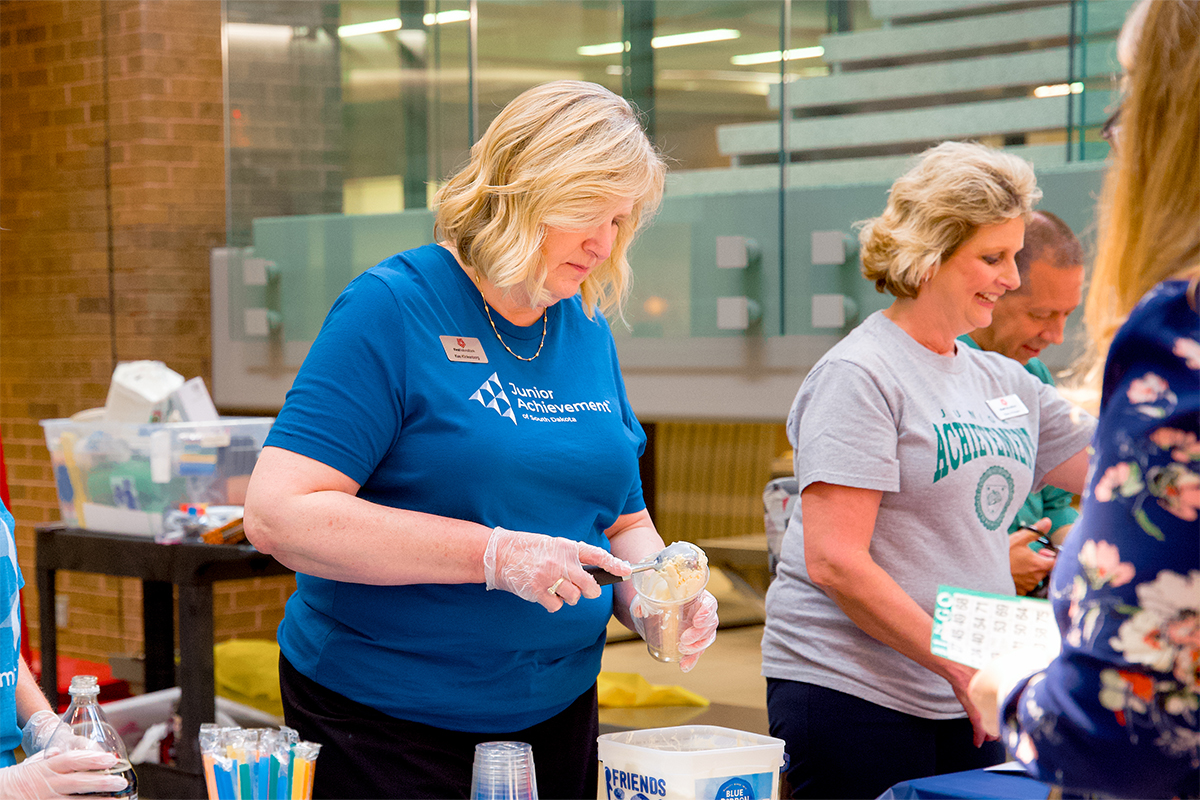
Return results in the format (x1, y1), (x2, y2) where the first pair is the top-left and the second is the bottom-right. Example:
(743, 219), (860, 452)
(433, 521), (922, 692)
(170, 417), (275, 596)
(598, 725), (786, 800)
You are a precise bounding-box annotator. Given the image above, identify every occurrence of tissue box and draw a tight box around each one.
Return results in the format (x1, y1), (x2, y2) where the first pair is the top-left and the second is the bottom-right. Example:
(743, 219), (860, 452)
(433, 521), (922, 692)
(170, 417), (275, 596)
(104, 361), (186, 423)
(41, 417), (273, 536)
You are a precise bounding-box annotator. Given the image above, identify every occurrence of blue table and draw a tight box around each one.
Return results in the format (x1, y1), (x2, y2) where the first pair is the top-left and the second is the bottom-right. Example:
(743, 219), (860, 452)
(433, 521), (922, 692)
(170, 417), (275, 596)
(877, 767), (1054, 799)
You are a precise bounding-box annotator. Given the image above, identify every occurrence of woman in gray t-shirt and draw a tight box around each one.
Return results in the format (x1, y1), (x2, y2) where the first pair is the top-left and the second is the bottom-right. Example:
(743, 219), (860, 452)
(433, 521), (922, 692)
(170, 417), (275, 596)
(762, 142), (1095, 799)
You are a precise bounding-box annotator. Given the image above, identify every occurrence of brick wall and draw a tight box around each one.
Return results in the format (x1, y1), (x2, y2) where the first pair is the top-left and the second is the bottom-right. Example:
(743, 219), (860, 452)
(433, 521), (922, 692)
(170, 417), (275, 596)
(1, 0), (294, 669)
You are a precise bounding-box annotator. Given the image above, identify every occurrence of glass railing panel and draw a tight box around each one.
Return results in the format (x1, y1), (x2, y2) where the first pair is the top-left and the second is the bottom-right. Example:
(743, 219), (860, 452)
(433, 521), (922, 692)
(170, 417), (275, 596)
(224, 1), (345, 247)
(1068, 0), (1133, 162)
(216, 0), (1131, 413)
(616, 1), (794, 343)
(338, 1), (473, 214)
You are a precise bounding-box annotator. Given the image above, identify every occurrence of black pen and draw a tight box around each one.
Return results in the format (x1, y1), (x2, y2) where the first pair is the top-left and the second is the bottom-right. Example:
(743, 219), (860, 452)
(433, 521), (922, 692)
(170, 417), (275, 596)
(1018, 524), (1058, 554)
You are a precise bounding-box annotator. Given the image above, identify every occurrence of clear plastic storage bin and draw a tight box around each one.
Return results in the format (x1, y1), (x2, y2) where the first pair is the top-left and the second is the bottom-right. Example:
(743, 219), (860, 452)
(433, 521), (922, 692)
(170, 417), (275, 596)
(41, 417), (273, 537)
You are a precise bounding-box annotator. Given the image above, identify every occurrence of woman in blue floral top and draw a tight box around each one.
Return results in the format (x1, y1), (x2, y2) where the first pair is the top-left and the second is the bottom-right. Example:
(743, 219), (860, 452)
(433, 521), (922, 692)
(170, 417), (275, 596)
(969, 1), (1200, 797)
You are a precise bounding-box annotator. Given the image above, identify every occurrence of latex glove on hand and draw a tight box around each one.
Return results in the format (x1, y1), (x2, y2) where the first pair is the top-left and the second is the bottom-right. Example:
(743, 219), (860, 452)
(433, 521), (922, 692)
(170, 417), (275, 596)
(0, 749), (128, 799)
(484, 526), (632, 612)
(631, 589), (719, 673)
(21, 711), (71, 757)
(22, 711), (103, 758)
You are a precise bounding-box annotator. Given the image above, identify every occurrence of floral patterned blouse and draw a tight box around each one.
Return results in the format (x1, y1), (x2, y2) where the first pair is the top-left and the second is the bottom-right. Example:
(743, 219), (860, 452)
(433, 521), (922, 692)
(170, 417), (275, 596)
(1001, 279), (1200, 799)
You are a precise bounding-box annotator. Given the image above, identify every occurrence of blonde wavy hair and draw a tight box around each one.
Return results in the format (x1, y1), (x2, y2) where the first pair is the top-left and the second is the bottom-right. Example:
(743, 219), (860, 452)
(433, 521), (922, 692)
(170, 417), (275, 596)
(1077, 0), (1200, 393)
(858, 141), (1042, 298)
(434, 81), (666, 319)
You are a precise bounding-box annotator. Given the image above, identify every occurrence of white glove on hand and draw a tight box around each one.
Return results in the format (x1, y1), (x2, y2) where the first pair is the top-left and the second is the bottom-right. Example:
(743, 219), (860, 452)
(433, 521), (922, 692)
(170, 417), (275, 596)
(21, 711), (70, 757)
(631, 589), (719, 673)
(483, 527), (631, 612)
(0, 749), (128, 799)
(22, 712), (102, 758)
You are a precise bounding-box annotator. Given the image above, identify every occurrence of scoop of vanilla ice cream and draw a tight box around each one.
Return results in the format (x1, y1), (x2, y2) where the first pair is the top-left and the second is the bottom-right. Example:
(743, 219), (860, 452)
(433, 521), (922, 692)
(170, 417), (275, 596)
(642, 548), (709, 601)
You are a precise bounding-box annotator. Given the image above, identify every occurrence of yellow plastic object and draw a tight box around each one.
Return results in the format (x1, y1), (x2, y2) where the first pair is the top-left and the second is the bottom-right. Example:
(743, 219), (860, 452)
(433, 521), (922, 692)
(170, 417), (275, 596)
(597, 671), (709, 708)
(214, 639), (284, 718)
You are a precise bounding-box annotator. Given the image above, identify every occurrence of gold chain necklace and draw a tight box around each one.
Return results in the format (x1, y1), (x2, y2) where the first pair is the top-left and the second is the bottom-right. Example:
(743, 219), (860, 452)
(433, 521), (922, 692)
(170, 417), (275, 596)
(473, 270), (547, 362)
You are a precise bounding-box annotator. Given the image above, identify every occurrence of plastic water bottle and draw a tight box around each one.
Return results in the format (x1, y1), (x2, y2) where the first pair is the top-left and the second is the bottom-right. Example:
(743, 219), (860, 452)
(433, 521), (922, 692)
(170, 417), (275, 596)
(60, 675), (139, 799)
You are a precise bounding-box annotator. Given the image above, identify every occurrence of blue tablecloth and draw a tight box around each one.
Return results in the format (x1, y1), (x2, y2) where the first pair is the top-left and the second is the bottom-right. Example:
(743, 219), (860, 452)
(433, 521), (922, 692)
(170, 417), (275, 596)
(877, 767), (1054, 799)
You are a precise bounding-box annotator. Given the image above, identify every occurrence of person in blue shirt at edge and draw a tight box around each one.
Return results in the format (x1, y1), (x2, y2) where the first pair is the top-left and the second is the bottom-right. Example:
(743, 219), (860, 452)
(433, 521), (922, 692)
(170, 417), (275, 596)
(958, 210), (1086, 596)
(243, 80), (720, 800)
(0, 499), (129, 798)
(970, 1), (1199, 797)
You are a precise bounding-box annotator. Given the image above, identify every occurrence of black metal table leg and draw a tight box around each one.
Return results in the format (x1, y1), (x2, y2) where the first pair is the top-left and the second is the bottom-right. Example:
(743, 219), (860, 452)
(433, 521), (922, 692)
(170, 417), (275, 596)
(142, 580), (176, 692)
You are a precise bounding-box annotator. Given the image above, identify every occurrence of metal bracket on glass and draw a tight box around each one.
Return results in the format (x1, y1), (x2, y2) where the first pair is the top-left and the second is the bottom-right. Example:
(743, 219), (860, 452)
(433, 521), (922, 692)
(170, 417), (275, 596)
(715, 236), (763, 332)
(811, 294), (858, 329)
(810, 230), (857, 266)
(241, 252), (282, 339)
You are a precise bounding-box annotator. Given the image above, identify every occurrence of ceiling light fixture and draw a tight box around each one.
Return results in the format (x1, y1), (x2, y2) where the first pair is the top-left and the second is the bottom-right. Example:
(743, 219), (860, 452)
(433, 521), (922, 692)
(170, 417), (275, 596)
(339, 10), (470, 38)
(226, 22), (295, 44)
(579, 42), (627, 57)
(730, 45), (824, 66)
(1033, 81), (1084, 98)
(338, 18), (402, 37)
(578, 28), (740, 57)
(424, 10), (472, 25)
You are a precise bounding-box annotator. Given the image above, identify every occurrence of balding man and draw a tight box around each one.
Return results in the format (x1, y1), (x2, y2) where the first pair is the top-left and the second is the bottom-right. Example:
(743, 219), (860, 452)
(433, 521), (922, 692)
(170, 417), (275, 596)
(959, 210), (1085, 595)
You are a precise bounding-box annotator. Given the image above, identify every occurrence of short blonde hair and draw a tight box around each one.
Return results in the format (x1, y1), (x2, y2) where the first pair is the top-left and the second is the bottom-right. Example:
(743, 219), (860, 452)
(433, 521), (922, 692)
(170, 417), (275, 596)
(1079, 0), (1200, 391)
(858, 141), (1042, 298)
(434, 81), (666, 318)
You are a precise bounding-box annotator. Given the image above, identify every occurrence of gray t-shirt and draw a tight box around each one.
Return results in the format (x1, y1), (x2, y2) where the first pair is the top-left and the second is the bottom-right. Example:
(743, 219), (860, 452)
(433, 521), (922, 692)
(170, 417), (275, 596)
(761, 311), (1095, 718)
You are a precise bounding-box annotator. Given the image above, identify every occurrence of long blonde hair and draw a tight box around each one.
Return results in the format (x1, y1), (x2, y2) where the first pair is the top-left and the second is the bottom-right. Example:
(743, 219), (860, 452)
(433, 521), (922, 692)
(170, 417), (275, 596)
(434, 81), (666, 319)
(1080, 0), (1200, 391)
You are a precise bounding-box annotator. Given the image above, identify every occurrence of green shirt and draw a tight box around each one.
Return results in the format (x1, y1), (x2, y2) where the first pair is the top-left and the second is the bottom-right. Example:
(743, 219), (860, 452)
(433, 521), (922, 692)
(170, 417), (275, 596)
(958, 335), (1080, 534)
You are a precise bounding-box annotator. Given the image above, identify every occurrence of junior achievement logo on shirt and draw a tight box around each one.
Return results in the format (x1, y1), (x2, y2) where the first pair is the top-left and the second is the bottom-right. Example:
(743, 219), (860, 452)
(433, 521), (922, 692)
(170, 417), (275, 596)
(470, 373), (517, 424)
(469, 372), (615, 425)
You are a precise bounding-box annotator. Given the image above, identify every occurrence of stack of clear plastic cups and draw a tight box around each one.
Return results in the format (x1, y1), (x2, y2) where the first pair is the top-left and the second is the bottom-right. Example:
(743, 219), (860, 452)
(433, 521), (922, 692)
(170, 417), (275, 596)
(470, 741), (539, 800)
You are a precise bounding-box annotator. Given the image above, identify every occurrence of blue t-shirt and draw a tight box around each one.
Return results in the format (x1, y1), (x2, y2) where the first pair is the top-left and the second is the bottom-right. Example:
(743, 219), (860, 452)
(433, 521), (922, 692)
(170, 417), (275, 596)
(267, 243), (647, 732)
(0, 500), (24, 766)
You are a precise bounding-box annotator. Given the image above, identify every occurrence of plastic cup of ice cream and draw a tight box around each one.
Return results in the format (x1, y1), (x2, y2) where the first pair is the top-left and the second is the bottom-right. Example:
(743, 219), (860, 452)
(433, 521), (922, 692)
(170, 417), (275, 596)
(631, 543), (710, 663)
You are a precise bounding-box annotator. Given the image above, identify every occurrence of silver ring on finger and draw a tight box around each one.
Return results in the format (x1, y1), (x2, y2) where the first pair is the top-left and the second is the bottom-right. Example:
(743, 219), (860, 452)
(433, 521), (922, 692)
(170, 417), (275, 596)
(548, 577), (566, 596)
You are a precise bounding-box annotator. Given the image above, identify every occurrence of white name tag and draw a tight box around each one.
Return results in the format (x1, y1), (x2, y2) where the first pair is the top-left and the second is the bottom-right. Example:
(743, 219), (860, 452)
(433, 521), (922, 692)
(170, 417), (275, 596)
(986, 394), (1029, 421)
(439, 335), (488, 364)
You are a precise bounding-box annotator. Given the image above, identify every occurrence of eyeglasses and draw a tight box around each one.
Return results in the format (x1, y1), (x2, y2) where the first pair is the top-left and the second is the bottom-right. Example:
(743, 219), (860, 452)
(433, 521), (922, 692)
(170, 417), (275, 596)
(1100, 104), (1122, 148)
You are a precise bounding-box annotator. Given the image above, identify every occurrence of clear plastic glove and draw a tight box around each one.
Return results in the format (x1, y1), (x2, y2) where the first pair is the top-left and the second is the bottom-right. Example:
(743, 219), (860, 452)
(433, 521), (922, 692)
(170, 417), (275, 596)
(21, 712), (102, 757)
(483, 526), (631, 612)
(0, 749), (128, 799)
(21, 711), (70, 757)
(631, 589), (719, 673)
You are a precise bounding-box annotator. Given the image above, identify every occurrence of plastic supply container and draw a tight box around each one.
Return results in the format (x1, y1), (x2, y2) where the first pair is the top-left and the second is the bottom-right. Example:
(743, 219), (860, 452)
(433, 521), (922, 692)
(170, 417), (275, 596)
(597, 725), (786, 800)
(41, 417), (273, 537)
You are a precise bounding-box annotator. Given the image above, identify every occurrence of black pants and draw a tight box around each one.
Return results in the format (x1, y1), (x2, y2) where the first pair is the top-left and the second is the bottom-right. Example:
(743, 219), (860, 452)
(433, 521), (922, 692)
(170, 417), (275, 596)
(767, 677), (1006, 800)
(279, 654), (600, 800)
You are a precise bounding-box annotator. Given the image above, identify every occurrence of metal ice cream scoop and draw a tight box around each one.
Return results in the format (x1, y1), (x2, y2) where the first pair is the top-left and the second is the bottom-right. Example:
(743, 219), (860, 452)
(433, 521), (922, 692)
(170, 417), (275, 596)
(584, 541), (705, 586)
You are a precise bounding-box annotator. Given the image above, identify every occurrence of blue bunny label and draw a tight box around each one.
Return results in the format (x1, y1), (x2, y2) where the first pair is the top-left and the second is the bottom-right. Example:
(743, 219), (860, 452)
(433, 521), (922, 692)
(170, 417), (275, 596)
(697, 773), (774, 800)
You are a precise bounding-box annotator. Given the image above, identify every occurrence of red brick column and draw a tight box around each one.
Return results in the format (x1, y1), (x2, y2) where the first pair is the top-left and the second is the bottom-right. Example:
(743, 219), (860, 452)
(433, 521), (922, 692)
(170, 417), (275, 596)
(1, 0), (291, 664)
